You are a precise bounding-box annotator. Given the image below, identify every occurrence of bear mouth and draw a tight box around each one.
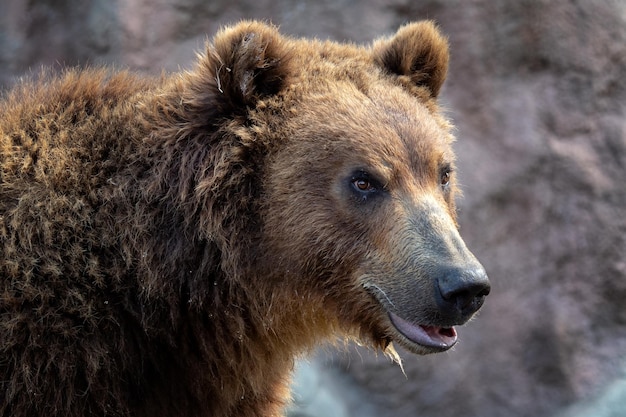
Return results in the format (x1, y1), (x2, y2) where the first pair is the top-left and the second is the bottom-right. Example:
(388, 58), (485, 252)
(388, 312), (457, 353)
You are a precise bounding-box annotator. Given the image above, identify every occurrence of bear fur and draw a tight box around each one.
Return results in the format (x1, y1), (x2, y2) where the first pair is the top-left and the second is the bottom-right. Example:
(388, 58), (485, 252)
(0, 21), (489, 417)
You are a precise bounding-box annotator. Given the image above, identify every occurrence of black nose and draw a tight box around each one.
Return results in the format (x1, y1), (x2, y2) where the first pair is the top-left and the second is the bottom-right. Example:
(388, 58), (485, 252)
(436, 266), (490, 321)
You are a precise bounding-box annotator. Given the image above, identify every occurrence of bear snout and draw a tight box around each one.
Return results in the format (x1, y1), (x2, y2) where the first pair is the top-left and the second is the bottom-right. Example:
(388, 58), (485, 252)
(435, 265), (490, 323)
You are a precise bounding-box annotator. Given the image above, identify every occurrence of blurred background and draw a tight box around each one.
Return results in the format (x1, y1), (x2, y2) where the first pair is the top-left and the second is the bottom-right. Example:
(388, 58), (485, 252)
(1, 1), (625, 416)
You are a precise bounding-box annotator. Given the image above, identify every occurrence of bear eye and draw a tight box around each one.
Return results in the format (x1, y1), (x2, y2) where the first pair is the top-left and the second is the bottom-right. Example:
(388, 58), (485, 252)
(440, 167), (452, 188)
(349, 170), (384, 201)
(353, 178), (373, 191)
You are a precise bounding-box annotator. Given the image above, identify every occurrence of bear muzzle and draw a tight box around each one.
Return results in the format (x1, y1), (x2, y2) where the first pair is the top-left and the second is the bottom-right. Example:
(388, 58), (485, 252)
(366, 199), (491, 354)
(384, 263), (489, 353)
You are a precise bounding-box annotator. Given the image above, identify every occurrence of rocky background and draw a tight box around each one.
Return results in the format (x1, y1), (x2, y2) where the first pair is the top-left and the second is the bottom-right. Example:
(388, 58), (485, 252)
(1, 1), (625, 416)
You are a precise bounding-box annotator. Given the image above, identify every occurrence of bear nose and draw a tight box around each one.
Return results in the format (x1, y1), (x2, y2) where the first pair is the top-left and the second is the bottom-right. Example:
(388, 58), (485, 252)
(436, 266), (490, 321)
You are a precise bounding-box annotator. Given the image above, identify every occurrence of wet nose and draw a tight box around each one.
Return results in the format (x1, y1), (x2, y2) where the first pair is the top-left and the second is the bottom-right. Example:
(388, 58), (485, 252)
(436, 266), (490, 321)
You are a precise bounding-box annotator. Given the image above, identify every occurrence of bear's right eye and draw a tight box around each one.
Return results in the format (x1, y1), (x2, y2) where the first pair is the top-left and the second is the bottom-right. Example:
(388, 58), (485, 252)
(353, 178), (373, 192)
(349, 170), (384, 201)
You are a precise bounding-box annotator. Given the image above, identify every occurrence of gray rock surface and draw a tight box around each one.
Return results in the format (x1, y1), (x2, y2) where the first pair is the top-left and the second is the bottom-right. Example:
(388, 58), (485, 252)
(1, 1), (625, 417)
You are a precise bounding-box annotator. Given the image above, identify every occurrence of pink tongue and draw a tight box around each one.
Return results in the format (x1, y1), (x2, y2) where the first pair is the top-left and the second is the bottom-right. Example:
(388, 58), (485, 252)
(389, 312), (457, 349)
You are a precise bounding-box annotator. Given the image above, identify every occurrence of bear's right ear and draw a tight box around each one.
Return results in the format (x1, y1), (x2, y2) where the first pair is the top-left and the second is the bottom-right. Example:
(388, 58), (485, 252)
(199, 21), (292, 112)
(372, 21), (449, 98)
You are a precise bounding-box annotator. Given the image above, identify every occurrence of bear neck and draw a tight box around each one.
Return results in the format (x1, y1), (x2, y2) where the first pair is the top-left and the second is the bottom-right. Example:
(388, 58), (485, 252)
(115, 83), (342, 416)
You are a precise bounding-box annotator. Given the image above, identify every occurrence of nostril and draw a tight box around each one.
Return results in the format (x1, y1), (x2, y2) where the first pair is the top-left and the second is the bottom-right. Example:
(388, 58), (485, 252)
(477, 285), (491, 298)
(445, 289), (470, 309)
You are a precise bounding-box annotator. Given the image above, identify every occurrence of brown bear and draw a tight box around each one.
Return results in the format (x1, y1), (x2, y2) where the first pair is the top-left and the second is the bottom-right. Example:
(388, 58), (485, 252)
(0, 20), (489, 417)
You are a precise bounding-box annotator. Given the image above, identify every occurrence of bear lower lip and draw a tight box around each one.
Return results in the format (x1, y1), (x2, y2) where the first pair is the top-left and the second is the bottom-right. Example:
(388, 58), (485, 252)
(388, 312), (457, 350)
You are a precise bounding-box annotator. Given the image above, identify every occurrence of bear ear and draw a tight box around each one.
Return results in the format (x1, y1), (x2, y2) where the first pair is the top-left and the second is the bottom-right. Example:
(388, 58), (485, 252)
(372, 21), (449, 98)
(203, 21), (292, 109)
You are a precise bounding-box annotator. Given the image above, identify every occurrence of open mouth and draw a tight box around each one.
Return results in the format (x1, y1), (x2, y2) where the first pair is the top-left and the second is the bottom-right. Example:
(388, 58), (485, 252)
(388, 312), (457, 352)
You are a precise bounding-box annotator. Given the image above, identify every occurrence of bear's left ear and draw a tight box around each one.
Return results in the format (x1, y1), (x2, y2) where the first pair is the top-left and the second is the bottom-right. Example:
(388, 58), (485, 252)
(372, 21), (449, 98)
(202, 21), (292, 110)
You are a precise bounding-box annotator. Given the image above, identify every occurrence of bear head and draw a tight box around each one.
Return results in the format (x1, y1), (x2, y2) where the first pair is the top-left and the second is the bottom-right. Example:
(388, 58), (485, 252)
(176, 20), (490, 356)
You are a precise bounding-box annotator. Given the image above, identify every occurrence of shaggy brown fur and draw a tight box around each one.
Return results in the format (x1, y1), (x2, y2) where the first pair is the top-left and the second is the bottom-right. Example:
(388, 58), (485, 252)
(0, 21), (489, 417)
